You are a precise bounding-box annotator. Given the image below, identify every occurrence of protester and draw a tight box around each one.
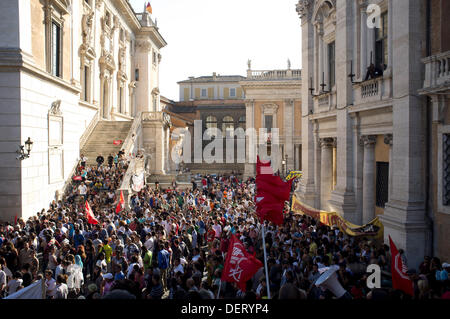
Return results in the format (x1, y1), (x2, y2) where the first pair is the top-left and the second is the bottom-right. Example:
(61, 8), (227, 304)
(1, 155), (449, 300)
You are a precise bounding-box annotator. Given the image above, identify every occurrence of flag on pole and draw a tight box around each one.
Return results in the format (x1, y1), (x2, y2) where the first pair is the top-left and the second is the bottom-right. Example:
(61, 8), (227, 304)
(115, 191), (125, 213)
(85, 201), (99, 225)
(255, 156), (293, 225)
(146, 2), (153, 14)
(221, 234), (262, 291)
(389, 236), (414, 296)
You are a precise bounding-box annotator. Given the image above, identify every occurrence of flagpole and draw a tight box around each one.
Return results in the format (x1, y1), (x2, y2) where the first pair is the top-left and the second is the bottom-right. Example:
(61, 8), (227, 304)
(216, 280), (222, 299)
(261, 223), (271, 299)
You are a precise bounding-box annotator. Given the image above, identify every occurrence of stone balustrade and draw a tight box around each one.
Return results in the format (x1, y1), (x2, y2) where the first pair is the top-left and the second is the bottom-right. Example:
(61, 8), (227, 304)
(246, 69), (301, 80)
(422, 50), (450, 90)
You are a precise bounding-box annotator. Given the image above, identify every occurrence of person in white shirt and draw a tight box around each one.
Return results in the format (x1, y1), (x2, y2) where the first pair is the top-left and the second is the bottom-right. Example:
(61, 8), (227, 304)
(144, 233), (154, 252)
(45, 270), (57, 298)
(78, 183), (87, 200)
(7, 272), (23, 296)
(212, 220), (222, 239)
(173, 258), (184, 274)
(55, 274), (68, 299)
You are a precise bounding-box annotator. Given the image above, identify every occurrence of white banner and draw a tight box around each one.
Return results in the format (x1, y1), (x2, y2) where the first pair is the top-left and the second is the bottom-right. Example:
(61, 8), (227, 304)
(4, 279), (45, 299)
(132, 172), (145, 192)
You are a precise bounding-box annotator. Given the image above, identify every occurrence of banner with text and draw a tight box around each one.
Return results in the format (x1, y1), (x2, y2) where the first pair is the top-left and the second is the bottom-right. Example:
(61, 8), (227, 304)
(291, 195), (383, 238)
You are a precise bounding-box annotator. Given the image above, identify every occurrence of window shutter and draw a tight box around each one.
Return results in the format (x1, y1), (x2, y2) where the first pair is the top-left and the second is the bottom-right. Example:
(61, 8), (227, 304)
(208, 88), (214, 99)
(184, 88), (190, 101)
(236, 88), (243, 98)
(224, 87), (229, 99)
(195, 88), (200, 99)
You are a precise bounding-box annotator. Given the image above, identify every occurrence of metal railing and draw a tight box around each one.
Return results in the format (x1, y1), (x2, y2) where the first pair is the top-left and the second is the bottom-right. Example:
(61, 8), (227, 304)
(79, 110), (99, 151)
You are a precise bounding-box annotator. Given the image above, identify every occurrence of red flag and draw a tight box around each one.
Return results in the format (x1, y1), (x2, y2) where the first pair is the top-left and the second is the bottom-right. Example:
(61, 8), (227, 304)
(146, 2), (153, 14)
(113, 140), (123, 145)
(221, 234), (262, 291)
(255, 156), (293, 225)
(119, 190), (125, 204)
(389, 236), (414, 296)
(85, 201), (99, 225)
(73, 176), (82, 181)
(115, 191), (125, 213)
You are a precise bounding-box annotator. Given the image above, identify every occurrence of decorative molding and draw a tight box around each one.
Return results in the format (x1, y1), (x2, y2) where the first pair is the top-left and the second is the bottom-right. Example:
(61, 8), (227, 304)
(81, 11), (95, 48)
(384, 134), (393, 146)
(260, 103), (279, 114)
(320, 137), (335, 148)
(361, 135), (377, 147)
(49, 99), (62, 116)
(296, 0), (313, 21)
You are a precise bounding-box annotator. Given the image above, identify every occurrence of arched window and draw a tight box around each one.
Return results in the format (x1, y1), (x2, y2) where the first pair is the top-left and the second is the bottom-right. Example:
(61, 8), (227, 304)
(205, 115), (218, 138)
(238, 116), (246, 129)
(222, 116), (234, 138)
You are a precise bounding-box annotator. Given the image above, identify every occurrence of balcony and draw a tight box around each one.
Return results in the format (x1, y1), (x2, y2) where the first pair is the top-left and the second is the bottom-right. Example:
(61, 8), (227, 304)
(422, 50), (450, 92)
(246, 69), (301, 80)
(313, 90), (337, 114)
(352, 74), (392, 106)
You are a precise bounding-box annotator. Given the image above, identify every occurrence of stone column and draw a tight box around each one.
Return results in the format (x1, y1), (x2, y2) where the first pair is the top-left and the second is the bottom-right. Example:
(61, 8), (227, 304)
(360, 1), (368, 78)
(284, 99), (294, 171)
(384, 134), (393, 201)
(244, 100), (256, 178)
(294, 144), (300, 170)
(381, 0), (430, 269)
(329, 0), (357, 223)
(362, 135), (377, 224)
(352, 114), (364, 225)
(297, 0), (317, 206)
(320, 138), (335, 210)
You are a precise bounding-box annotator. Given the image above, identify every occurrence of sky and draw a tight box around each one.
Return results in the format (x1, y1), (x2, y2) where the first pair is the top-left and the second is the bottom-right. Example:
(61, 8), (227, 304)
(128, 0), (302, 101)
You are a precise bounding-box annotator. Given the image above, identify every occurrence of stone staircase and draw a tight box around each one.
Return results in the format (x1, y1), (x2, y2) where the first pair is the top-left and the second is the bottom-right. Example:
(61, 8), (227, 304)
(81, 121), (132, 165)
(185, 163), (244, 176)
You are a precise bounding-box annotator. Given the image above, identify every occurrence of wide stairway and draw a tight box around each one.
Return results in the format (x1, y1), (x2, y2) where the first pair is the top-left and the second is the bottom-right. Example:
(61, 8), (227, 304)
(81, 121), (132, 165)
(185, 162), (244, 176)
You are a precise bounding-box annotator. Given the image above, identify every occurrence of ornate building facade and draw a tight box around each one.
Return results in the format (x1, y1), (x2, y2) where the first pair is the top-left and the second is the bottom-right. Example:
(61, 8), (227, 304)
(0, 0), (167, 222)
(295, 0), (450, 268)
(241, 63), (302, 178)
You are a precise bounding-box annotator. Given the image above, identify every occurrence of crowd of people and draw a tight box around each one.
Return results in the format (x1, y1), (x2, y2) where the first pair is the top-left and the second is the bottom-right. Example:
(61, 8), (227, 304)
(0, 152), (449, 300)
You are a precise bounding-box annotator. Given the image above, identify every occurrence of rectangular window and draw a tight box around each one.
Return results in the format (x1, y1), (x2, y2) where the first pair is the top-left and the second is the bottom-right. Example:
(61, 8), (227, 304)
(230, 88), (236, 97)
(51, 22), (61, 77)
(443, 134), (450, 206)
(264, 115), (273, 133)
(328, 41), (335, 89)
(376, 162), (389, 208)
(375, 12), (388, 70)
(201, 88), (207, 97)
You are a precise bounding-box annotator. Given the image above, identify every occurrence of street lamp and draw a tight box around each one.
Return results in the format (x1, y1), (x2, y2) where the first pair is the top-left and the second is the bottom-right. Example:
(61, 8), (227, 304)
(16, 137), (33, 160)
